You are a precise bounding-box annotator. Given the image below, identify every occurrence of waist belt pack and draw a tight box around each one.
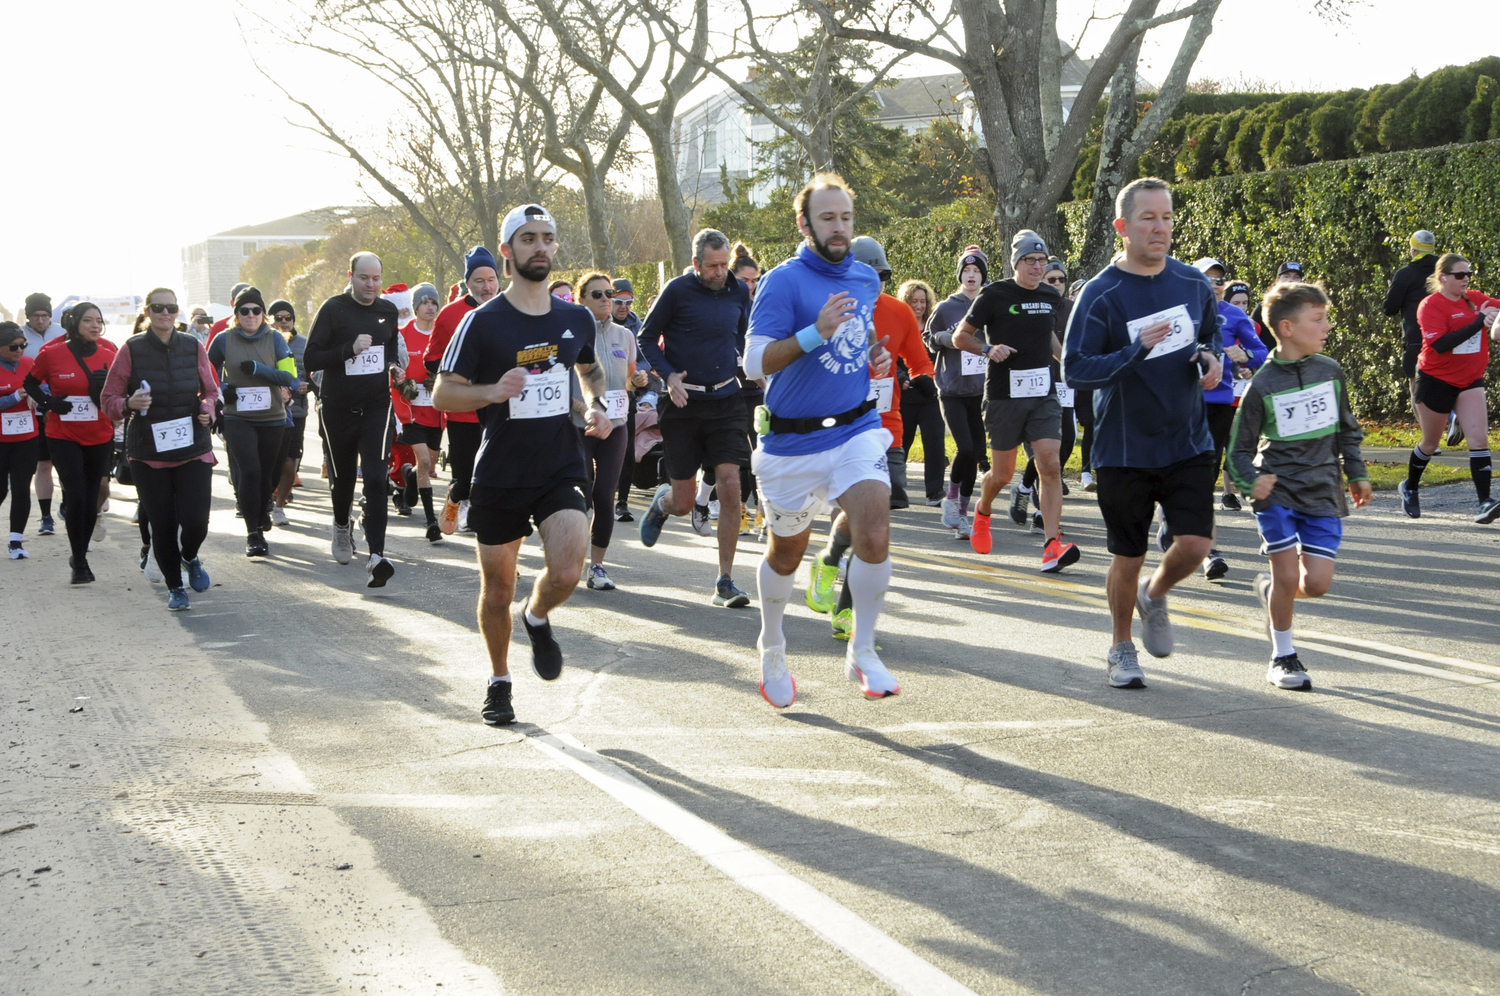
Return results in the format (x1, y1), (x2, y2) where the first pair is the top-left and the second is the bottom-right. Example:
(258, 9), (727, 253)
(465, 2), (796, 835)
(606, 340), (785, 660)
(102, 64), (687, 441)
(680, 376), (737, 393)
(763, 398), (876, 435)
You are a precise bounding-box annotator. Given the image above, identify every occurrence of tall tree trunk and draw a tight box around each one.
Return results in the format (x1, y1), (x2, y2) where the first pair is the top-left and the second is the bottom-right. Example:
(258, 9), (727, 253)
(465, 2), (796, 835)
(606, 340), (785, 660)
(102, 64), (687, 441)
(1038, 0), (1064, 160)
(1077, 41), (1143, 280)
(580, 163), (616, 270)
(649, 130), (694, 272)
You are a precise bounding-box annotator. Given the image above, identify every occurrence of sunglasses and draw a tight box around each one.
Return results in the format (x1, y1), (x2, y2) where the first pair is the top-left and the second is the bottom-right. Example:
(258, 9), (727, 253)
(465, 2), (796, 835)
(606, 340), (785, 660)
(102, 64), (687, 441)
(586, 289), (615, 300)
(1209, 277), (1226, 286)
(0, 341), (23, 350)
(273, 313), (293, 322)
(1045, 275), (1066, 284)
(237, 306), (263, 316)
(149, 303), (180, 314)
(1448, 271), (1473, 280)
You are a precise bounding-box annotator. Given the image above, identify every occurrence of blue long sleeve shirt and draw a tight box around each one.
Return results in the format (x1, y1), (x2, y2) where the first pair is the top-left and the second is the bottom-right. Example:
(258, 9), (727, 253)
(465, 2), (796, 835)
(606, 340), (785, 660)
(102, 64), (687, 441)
(747, 243), (883, 456)
(636, 273), (749, 401)
(1062, 258), (1223, 469)
(1204, 300), (1267, 404)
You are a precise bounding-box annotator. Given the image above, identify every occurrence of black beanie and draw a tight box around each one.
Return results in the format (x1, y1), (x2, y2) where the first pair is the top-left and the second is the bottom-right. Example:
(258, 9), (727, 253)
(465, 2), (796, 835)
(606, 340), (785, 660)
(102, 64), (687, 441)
(234, 287), (266, 313)
(24, 292), (51, 317)
(957, 245), (989, 285)
(267, 299), (295, 321)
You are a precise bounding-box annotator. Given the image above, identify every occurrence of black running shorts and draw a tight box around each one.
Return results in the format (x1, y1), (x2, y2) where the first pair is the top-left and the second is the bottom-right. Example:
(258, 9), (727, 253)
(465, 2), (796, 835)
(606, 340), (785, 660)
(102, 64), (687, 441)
(400, 422), (443, 450)
(467, 478), (589, 546)
(982, 394), (1061, 452)
(1413, 370), (1484, 415)
(657, 395), (752, 481)
(1095, 452), (1217, 558)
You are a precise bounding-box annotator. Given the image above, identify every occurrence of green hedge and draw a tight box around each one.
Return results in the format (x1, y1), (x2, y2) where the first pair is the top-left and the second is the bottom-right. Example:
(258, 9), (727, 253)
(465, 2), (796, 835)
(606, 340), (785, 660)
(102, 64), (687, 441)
(1060, 139), (1500, 419)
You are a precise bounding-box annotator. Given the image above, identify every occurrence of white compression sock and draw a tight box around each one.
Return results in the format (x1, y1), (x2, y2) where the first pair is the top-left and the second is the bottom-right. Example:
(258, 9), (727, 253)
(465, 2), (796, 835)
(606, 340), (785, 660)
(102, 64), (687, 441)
(847, 555), (893, 654)
(489, 674), (512, 684)
(757, 559), (796, 649)
(525, 609), (546, 628)
(696, 478), (713, 505)
(1272, 627), (1295, 657)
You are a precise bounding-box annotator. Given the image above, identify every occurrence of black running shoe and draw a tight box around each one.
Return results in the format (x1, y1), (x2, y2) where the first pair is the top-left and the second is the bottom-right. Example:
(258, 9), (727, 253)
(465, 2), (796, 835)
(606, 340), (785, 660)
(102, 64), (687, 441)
(482, 680), (516, 726)
(1476, 497), (1500, 525)
(614, 502), (634, 523)
(523, 613), (564, 681)
(246, 531), (269, 557)
(1398, 480), (1420, 519)
(425, 519), (443, 542)
(1220, 491), (1242, 511)
(69, 556), (94, 584)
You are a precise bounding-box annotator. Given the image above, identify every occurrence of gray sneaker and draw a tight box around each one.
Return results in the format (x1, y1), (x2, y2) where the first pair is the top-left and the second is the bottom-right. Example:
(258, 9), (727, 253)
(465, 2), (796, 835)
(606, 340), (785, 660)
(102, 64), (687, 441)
(331, 521), (355, 565)
(1135, 578), (1174, 658)
(1107, 641), (1147, 688)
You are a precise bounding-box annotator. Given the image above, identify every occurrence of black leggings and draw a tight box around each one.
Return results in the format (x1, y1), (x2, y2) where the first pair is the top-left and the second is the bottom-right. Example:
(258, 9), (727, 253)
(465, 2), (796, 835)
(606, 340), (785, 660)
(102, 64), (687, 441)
(445, 420), (481, 504)
(130, 459), (212, 589)
(939, 393), (985, 497)
(0, 436), (39, 535)
(1075, 389), (1096, 472)
(901, 397), (948, 500)
(321, 404), (391, 555)
(584, 426), (629, 550)
(616, 400), (637, 505)
(222, 418), (286, 534)
(48, 437), (110, 566)
(1021, 408), (1078, 491)
(1207, 402), (1237, 484)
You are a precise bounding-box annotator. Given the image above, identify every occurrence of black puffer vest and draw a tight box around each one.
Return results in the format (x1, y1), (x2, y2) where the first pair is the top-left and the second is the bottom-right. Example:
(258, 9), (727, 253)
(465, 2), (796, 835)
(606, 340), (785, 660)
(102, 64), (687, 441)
(124, 331), (211, 462)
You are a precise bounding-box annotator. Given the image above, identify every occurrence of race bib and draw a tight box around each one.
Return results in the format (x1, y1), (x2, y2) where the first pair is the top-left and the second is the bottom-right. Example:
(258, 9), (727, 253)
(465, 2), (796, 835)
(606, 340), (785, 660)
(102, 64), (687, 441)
(1454, 331), (1483, 355)
(1127, 305), (1196, 359)
(150, 416), (195, 453)
(411, 381), (433, 407)
(1233, 376), (1252, 398)
(61, 396), (96, 422)
(960, 350), (986, 376)
(1056, 383), (1075, 408)
(509, 365), (570, 419)
(604, 389), (628, 421)
(345, 344), (386, 376)
(237, 386), (272, 412)
(1271, 381), (1338, 437)
(868, 377), (894, 413)
(1009, 367), (1051, 398)
(2, 411), (35, 435)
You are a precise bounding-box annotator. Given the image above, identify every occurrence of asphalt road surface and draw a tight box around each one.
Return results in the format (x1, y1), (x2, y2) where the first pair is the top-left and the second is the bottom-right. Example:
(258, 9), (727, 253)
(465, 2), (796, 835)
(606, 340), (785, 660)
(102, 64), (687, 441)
(5, 433), (1499, 996)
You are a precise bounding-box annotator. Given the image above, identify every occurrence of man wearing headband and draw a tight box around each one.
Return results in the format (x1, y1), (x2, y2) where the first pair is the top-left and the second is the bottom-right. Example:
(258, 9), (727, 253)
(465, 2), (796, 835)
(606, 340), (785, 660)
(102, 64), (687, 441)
(433, 203), (611, 727)
(1384, 229), (1440, 416)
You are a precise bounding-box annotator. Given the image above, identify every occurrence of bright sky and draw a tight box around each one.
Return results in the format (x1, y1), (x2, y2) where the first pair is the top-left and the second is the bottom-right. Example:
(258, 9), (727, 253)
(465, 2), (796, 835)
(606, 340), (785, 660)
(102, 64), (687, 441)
(5, 0), (1497, 313)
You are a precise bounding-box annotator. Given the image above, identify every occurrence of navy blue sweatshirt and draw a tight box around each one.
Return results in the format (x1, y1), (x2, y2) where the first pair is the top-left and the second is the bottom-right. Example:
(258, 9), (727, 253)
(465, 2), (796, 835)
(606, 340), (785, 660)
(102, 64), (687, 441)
(1062, 258), (1223, 469)
(637, 272), (750, 401)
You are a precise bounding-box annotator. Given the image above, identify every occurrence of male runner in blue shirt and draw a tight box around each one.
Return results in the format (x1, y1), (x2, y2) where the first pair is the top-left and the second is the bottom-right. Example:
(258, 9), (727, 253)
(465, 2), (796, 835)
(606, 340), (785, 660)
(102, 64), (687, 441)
(742, 174), (897, 707)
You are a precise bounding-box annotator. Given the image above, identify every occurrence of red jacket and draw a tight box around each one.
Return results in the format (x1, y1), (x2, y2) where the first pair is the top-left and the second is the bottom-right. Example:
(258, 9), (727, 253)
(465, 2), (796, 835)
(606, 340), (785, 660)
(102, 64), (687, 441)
(0, 355), (39, 442)
(872, 293), (934, 439)
(31, 338), (118, 446)
(423, 296), (480, 423)
(1417, 288), (1498, 387)
(393, 320), (444, 429)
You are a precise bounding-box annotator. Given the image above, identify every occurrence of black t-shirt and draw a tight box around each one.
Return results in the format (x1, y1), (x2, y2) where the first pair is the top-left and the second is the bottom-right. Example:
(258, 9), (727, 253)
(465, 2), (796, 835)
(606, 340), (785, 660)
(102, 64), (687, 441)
(961, 279), (1063, 400)
(303, 291), (402, 410)
(441, 294), (597, 489)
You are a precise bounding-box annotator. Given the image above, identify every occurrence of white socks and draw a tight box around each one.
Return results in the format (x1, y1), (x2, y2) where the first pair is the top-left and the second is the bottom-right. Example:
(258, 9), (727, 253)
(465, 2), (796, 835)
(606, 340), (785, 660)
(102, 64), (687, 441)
(696, 479), (713, 505)
(757, 559), (795, 649)
(1272, 627), (1295, 658)
(489, 674), (511, 684)
(847, 555), (892, 654)
(525, 609), (546, 628)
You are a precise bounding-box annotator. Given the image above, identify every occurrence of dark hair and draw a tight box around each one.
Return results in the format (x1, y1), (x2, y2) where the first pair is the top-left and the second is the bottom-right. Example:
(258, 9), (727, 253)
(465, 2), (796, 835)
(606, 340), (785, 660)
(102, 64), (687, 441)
(548, 279), (573, 294)
(62, 302), (103, 341)
(1426, 252), (1470, 295)
(575, 270), (613, 298)
(1262, 281), (1329, 335)
(731, 241), (760, 274)
(0, 321), (23, 347)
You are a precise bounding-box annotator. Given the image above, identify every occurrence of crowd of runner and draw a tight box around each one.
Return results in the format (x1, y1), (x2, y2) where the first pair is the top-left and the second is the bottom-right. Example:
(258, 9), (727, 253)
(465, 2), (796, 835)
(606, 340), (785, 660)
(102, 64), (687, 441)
(2, 174), (1495, 720)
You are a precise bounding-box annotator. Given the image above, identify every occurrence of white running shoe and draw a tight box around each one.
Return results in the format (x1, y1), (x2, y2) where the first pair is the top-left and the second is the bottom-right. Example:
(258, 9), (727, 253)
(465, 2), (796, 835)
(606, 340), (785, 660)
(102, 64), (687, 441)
(143, 555), (163, 584)
(1266, 653), (1312, 690)
(1135, 578), (1174, 658)
(954, 513), (972, 540)
(130, 503), (140, 524)
(940, 497), (961, 530)
(708, 499), (720, 521)
(7, 542), (27, 560)
(1107, 641), (1147, 688)
(759, 643), (796, 708)
(845, 648), (900, 698)
(457, 500), (472, 533)
(1081, 471), (1096, 492)
(690, 503), (713, 536)
(93, 518), (106, 541)
(271, 506), (290, 528)
(331, 521), (355, 565)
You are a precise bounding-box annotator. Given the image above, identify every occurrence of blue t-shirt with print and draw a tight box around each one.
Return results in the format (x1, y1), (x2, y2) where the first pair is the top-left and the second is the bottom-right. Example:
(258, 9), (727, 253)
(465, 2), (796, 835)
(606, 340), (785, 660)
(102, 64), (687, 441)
(750, 243), (883, 456)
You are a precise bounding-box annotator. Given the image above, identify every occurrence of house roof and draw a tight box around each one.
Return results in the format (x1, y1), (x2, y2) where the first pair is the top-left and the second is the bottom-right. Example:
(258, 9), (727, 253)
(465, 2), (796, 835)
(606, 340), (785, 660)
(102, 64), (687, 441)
(213, 206), (363, 239)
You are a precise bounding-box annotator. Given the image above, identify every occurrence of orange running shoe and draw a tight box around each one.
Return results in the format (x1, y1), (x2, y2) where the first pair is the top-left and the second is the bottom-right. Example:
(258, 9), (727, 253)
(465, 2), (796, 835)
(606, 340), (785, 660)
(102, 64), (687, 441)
(439, 495), (459, 535)
(1041, 535), (1080, 573)
(970, 511), (992, 554)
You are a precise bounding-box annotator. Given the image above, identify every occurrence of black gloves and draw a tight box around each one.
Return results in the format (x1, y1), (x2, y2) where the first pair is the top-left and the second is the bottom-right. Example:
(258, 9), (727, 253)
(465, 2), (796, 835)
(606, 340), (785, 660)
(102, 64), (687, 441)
(240, 360), (257, 375)
(908, 375), (938, 402)
(48, 396), (73, 416)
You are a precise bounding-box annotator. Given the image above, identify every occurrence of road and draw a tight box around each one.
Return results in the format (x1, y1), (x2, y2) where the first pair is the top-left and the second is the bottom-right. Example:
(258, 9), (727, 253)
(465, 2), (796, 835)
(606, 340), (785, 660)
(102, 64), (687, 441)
(4, 432), (1500, 996)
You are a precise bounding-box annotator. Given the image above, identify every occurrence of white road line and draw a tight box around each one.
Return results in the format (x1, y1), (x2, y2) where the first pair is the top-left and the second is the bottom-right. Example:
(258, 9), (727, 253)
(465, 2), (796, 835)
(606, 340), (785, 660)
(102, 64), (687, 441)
(527, 732), (979, 996)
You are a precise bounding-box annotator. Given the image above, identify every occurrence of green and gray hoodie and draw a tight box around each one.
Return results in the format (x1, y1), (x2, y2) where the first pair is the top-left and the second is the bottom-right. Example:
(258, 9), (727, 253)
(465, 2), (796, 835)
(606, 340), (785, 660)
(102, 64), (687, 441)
(1227, 352), (1368, 517)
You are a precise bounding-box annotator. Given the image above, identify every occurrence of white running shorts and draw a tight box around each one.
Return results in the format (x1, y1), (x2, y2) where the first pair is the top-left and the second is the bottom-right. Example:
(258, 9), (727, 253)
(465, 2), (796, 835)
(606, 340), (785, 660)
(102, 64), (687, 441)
(752, 427), (892, 537)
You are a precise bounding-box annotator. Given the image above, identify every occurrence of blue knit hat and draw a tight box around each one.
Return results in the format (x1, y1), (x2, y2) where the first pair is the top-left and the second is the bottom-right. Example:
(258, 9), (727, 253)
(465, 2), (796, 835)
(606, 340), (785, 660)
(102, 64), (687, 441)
(465, 245), (498, 280)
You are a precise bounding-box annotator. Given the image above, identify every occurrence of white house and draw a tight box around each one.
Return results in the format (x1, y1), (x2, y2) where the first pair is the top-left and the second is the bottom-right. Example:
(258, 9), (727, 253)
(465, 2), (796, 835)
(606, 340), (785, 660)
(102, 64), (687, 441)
(674, 55), (1144, 207)
(181, 207), (362, 307)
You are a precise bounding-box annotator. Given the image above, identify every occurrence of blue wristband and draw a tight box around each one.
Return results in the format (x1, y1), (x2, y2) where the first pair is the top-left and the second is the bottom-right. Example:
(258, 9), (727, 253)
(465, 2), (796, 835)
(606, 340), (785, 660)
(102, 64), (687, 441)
(795, 325), (824, 353)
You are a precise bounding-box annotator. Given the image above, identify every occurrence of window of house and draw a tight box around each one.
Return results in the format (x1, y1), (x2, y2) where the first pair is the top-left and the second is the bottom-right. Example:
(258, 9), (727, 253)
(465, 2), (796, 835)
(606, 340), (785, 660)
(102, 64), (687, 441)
(701, 128), (717, 171)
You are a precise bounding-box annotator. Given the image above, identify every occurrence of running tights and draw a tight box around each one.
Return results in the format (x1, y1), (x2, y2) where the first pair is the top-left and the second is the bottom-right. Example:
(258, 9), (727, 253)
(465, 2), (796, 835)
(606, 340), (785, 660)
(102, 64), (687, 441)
(222, 418), (286, 534)
(615, 397), (637, 506)
(1020, 410), (1077, 491)
(322, 405), (391, 555)
(0, 437), (39, 535)
(584, 426), (629, 550)
(939, 394), (985, 498)
(445, 421), (481, 505)
(1075, 389), (1095, 472)
(47, 437), (109, 567)
(130, 459), (211, 589)
(901, 397), (948, 500)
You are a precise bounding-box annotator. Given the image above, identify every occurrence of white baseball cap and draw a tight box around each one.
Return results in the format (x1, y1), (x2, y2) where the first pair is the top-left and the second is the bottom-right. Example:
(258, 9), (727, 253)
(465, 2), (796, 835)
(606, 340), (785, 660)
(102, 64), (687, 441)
(1192, 257), (1226, 274)
(501, 204), (556, 244)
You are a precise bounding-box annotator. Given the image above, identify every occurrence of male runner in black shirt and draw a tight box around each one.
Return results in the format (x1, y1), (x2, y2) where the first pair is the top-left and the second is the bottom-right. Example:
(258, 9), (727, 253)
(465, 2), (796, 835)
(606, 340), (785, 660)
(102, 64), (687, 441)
(434, 204), (611, 726)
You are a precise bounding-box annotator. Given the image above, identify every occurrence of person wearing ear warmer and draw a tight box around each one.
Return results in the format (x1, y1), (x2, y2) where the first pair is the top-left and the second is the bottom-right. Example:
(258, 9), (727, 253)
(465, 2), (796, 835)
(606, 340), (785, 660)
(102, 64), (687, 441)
(207, 286), (298, 557)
